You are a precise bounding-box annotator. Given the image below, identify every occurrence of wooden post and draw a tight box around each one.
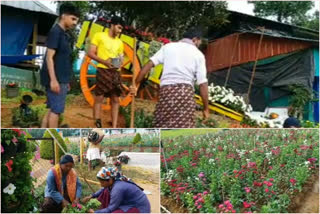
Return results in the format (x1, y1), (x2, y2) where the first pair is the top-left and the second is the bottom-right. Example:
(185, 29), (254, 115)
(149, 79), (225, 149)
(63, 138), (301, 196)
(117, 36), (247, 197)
(80, 137), (84, 164)
(32, 22), (38, 65)
(54, 140), (59, 164)
(130, 37), (137, 128)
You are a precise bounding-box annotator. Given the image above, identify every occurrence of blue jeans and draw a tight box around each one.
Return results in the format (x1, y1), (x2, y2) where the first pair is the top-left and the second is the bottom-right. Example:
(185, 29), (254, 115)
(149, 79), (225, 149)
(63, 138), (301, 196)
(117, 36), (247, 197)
(46, 83), (68, 114)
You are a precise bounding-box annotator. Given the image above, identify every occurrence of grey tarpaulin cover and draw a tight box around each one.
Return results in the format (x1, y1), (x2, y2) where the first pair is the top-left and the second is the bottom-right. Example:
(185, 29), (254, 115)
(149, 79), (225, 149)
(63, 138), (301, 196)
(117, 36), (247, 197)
(208, 49), (315, 111)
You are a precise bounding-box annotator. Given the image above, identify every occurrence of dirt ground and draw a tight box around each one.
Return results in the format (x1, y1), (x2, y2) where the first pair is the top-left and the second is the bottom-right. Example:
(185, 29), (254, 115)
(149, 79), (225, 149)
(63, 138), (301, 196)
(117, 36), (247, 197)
(1, 94), (235, 128)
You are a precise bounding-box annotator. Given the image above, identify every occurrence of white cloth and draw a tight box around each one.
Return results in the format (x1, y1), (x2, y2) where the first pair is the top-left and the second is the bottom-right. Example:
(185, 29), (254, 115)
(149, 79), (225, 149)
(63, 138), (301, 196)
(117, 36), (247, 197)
(86, 148), (107, 163)
(150, 39), (207, 87)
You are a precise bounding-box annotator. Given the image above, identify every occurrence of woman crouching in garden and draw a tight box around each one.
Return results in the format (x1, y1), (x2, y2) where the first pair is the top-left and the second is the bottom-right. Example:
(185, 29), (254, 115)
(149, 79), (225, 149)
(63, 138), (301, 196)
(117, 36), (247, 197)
(40, 155), (82, 213)
(82, 167), (151, 213)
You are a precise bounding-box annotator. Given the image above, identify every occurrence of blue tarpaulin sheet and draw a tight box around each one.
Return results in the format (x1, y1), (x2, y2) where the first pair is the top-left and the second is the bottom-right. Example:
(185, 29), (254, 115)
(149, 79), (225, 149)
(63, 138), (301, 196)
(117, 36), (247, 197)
(1, 55), (42, 65)
(1, 13), (34, 55)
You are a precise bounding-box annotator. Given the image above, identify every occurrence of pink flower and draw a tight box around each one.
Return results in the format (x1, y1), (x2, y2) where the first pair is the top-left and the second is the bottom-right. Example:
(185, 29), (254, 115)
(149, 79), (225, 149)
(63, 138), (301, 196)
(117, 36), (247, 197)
(248, 162), (256, 168)
(232, 210), (236, 213)
(191, 163), (197, 167)
(224, 200), (231, 205)
(193, 196), (197, 200)
(77, 204), (82, 209)
(21, 131), (26, 135)
(265, 188), (269, 193)
(269, 178), (274, 182)
(308, 158), (317, 163)
(12, 136), (18, 143)
(243, 201), (251, 208)
(203, 191), (209, 195)
(197, 205), (202, 209)
(1, 145), (4, 153)
(290, 178), (297, 185)
(72, 203), (76, 208)
(244, 187), (251, 193)
(198, 172), (205, 178)
(218, 204), (224, 209)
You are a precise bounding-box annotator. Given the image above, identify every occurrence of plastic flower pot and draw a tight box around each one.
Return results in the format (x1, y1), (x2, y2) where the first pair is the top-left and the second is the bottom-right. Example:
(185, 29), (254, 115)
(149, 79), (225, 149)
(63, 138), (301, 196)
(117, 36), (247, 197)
(21, 95), (33, 105)
(6, 87), (19, 98)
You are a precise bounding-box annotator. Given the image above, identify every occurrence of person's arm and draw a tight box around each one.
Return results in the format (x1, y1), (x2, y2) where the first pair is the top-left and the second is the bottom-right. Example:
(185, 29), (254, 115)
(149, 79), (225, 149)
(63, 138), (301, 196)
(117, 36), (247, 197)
(75, 177), (82, 202)
(136, 61), (154, 84)
(81, 188), (104, 204)
(87, 33), (113, 68)
(45, 28), (61, 94)
(199, 83), (209, 119)
(45, 170), (65, 204)
(87, 45), (113, 68)
(196, 55), (209, 119)
(94, 185), (124, 213)
(131, 46), (164, 95)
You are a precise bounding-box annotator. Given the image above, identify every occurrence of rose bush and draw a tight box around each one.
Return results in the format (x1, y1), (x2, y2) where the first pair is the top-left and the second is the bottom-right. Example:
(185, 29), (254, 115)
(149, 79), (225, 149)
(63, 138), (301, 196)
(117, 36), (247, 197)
(161, 129), (319, 213)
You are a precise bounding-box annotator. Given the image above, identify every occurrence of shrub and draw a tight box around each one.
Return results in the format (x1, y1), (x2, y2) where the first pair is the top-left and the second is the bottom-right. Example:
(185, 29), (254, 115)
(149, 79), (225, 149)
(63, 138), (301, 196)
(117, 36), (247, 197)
(132, 133), (142, 145)
(40, 129), (68, 160)
(24, 131), (37, 152)
(1, 129), (37, 212)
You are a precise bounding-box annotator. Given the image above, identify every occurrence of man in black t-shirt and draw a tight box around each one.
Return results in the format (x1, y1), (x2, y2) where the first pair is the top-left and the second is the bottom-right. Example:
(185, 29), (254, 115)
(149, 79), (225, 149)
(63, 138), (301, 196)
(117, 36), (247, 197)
(40, 3), (80, 128)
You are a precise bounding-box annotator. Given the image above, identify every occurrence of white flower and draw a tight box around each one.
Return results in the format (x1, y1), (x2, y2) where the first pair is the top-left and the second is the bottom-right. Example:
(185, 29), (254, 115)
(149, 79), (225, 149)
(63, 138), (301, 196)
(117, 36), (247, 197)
(305, 161), (310, 165)
(209, 159), (215, 164)
(3, 183), (16, 195)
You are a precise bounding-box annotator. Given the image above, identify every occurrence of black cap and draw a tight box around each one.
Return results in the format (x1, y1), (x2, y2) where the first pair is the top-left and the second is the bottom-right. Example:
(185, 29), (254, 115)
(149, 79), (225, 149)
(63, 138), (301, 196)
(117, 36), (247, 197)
(111, 16), (125, 26)
(60, 155), (74, 164)
(59, 3), (80, 18)
(283, 117), (301, 128)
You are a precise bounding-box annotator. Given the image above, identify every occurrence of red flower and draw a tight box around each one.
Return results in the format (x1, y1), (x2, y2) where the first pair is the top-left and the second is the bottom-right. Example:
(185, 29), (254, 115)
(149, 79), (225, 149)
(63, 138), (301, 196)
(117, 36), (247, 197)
(290, 178), (297, 185)
(265, 188), (269, 193)
(12, 129), (21, 136)
(5, 160), (13, 172)
(269, 178), (274, 182)
(243, 201), (251, 208)
(253, 181), (263, 187)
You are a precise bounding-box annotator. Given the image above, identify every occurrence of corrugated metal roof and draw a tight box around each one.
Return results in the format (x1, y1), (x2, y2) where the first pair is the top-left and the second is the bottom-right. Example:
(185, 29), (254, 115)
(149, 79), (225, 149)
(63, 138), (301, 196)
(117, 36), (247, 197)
(1, 1), (57, 16)
(205, 32), (312, 72)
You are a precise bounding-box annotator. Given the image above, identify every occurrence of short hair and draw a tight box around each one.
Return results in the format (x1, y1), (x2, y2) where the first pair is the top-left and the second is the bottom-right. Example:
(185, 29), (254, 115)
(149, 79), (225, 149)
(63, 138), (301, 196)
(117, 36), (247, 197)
(59, 3), (81, 18)
(110, 16), (125, 27)
(183, 27), (203, 39)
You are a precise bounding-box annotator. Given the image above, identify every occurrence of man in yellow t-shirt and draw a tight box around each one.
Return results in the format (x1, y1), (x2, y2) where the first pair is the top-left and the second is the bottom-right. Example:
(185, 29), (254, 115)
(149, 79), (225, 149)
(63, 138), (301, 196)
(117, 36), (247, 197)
(88, 16), (125, 128)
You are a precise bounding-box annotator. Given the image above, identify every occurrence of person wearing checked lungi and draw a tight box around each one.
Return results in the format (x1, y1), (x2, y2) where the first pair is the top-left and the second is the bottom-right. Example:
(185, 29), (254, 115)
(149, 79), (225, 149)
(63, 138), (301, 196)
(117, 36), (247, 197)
(88, 16), (125, 128)
(130, 27), (209, 128)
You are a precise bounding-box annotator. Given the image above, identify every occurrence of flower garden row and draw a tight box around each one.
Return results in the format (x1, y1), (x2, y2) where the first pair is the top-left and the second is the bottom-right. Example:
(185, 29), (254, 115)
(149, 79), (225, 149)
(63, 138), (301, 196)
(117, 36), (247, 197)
(161, 129), (319, 213)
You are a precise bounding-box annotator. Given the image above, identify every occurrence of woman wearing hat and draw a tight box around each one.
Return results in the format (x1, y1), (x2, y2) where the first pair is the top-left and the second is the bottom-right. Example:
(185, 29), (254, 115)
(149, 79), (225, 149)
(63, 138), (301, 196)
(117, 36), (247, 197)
(82, 167), (151, 213)
(40, 155), (82, 213)
(87, 129), (107, 171)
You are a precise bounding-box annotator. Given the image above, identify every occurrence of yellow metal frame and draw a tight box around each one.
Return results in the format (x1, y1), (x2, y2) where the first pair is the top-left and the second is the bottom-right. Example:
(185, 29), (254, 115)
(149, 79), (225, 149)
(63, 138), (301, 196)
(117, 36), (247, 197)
(194, 95), (244, 122)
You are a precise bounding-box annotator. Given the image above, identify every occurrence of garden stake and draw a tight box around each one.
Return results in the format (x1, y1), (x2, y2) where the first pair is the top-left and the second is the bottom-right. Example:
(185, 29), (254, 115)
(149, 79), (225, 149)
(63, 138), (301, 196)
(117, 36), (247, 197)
(247, 27), (265, 103)
(224, 33), (240, 87)
(130, 37), (137, 128)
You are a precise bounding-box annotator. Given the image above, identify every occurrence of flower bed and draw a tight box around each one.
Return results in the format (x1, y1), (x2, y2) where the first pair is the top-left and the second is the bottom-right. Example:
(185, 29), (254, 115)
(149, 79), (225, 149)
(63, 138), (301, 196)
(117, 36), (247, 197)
(161, 129), (319, 213)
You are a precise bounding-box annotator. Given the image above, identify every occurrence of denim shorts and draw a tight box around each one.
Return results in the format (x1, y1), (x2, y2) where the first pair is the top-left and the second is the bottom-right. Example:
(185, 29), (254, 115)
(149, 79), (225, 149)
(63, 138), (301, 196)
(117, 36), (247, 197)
(46, 83), (68, 114)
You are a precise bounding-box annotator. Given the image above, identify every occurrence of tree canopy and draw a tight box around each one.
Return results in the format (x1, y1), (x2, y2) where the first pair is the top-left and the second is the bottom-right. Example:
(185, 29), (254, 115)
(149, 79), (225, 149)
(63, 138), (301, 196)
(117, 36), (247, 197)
(249, 1), (318, 30)
(70, 1), (229, 39)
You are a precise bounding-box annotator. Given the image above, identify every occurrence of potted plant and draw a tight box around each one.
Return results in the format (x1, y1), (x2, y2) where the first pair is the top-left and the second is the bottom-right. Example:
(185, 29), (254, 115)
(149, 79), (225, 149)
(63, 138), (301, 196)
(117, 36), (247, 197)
(6, 83), (19, 98)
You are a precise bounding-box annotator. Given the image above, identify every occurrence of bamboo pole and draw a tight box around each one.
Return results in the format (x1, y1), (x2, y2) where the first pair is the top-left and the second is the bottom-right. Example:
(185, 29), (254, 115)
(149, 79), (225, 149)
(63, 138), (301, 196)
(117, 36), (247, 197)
(247, 27), (265, 103)
(224, 33), (240, 87)
(130, 37), (137, 128)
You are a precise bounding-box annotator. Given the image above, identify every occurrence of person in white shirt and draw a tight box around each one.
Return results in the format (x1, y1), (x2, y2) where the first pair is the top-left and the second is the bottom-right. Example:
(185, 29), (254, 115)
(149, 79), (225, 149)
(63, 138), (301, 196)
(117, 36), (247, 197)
(86, 129), (107, 171)
(130, 27), (209, 128)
